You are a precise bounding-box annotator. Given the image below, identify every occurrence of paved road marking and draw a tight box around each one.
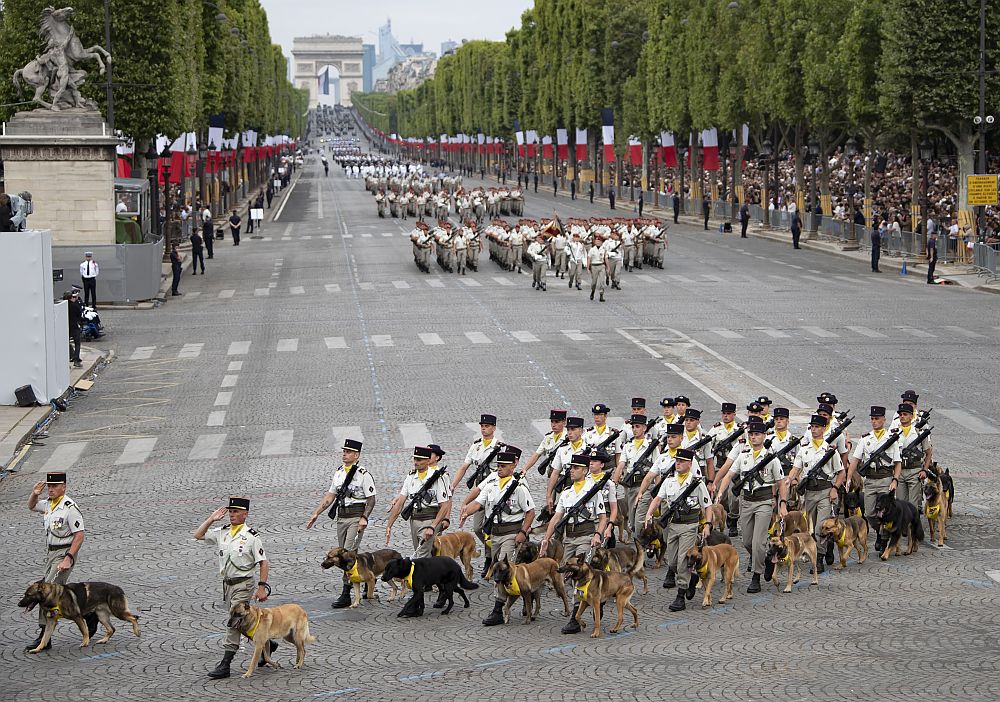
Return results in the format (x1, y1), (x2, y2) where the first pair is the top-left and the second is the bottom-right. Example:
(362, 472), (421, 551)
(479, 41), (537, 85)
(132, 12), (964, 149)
(465, 331), (492, 344)
(799, 274), (829, 285)
(463, 422), (482, 435)
(986, 570), (1000, 584)
(361, 233), (372, 238)
(220, 374), (238, 388)
(635, 274), (659, 283)
(322, 234), (333, 239)
(392, 280), (411, 289)
(227, 361), (243, 372)
(938, 409), (1000, 435)
(114, 438), (157, 466)
(227, 341), (251, 355)
(459, 278), (482, 287)
(896, 326), (936, 338)
(185, 291), (202, 299)
(372, 335), (394, 347)
(41, 442), (88, 473)
(531, 420), (551, 436)
(268, 283), (277, 288)
(381, 232), (394, 237)
(358, 282), (374, 291)
(427, 279), (446, 288)
(945, 326), (986, 339)
(325, 337), (347, 349)
(218, 289), (235, 299)
(290, 286), (305, 295)
(331, 426), (364, 447)
(189, 434), (226, 460)
(301, 235), (313, 240)
(261, 430), (294, 456)
(325, 283), (341, 293)
(399, 422), (433, 447)
(663, 362), (726, 404)
(492, 277), (515, 286)
(801, 326), (838, 338)
(206, 411), (226, 427)
(665, 274), (694, 284)
(129, 346), (156, 360)
(419, 333), (444, 345)
(756, 328), (790, 338)
(277, 338), (299, 352)
(343, 234), (353, 239)
(271, 272), (280, 278)
(700, 274), (727, 283)
(787, 264), (804, 270)
(561, 329), (591, 341)
(847, 325), (887, 338)
(254, 288), (269, 296)
(512, 330), (540, 343)
(178, 343), (204, 359)
(710, 328), (744, 339)
(214, 392), (233, 406)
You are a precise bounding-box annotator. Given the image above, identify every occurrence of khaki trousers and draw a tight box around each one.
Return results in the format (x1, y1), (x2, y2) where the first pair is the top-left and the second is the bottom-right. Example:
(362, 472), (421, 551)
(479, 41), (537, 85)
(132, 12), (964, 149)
(410, 517), (437, 558)
(738, 497), (774, 575)
(803, 489), (834, 542)
(39, 546), (72, 626)
(222, 580), (254, 651)
(666, 521), (699, 588)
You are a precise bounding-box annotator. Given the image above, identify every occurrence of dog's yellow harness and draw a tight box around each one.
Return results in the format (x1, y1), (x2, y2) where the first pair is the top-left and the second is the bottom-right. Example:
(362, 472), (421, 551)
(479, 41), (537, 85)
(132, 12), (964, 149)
(346, 560), (363, 584)
(696, 562), (710, 580)
(244, 612), (261, 640)
(882, 521), (894, 530)
(836, 529), (851, 548)
(403, 563), (415, 590)
(925, 503), (941, 520)
(506, 575), (521, 597)
(575, 581), (590, 600)
(47, 605), (63, 620)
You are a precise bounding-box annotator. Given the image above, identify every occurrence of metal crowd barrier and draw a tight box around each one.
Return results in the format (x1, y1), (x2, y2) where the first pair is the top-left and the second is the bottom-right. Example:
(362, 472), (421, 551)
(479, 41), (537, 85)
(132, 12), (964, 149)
(972, 242), (1000, 281)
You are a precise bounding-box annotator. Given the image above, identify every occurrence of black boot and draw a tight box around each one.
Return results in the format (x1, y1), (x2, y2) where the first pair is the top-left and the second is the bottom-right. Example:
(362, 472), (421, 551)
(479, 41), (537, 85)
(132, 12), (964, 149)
(85, 612), (99, 638)
(482, 600), (505, 627)
(258, 640), (278, 666)
(331, 581), (352, 609)
(668, 587), (686, 612)
(686, 571), (700, 600)
(662, 567), (676, 589)
(560, 611), (581, 634)
(814, 558), (825, 575)
(24, 626), (50, 652)
(747, 573), (762, 594)
(825, 539), (835, 565)
(208, 651), (236, 679)
(727, 516), (739, 538)
(480, 557), (493, 578)
(764, 558), (775, 582)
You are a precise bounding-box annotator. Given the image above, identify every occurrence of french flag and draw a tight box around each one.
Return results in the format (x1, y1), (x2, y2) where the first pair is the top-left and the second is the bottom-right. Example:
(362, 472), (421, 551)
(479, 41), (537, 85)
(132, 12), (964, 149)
(701, 128), (720, 171)
(516, 129), (525, 158)
(601, 108), (615, 162)
(556, 129), (569, 160)
(575, 128), (588, 161)
(628, 136), (642, 165)
(526, 130), (538, 158)
(542, 135), (553, 159)
(660, 132), (677, 167)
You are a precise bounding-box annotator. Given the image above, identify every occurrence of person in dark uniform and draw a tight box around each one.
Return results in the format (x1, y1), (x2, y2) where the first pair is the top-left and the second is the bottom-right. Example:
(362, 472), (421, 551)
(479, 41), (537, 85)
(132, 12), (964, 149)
(190, 228), (205, 274)
(926, 226), (938, 283)
(740, 202), (750, 237)
(791, 208), (802, 249)
(868, 215), (881, 272)
(67, 290), (83, 367)
(246, 199), (255, 234)
(673, 191), (680, 223)
(229, 210), (241, 246)
(638, 190), (644, 217)
(570, 180), (576, 200)
(533, 171), (539, 193)
(589, 182), (595, 203)
(703, 194), (711, 230)
(170, 244), (183, 296)
(203, 216), (215, 259)
(266, 183), (274, 208)
(609, 187), (616, 210)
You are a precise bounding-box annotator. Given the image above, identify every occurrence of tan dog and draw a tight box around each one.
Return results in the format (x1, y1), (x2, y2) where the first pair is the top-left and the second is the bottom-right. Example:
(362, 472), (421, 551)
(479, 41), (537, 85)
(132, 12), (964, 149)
(765, 533), (819, 593)
(18, 580), (140, 652)
(705, 502), (728, 531)
(514, 537), (564, 566)
(488, 555), (570, 624)
(321, 547), (405, 606)
(684, 541), (739, 608)
(227, 601), (316, 678)
(430, 530), (480, 578)
(589, 540), (649, 594)
(769, 509), (811, 538)
(558, 552), (642, 638)
(922, 475), (949, 546)
(819, 516), (869, 569)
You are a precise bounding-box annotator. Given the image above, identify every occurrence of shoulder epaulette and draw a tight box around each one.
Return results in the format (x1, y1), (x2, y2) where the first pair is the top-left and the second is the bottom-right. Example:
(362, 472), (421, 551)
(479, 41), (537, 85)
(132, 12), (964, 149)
(712, 422), (722, 428)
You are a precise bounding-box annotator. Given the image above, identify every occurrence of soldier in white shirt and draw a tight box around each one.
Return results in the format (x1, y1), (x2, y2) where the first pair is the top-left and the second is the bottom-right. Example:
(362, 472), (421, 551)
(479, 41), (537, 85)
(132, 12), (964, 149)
(616, 397), (649, 452)
(614, 414), (659, 533)
(680, 408), (715, 481)
(847, 406), (902, 538)
(528, 233), (548, 291)
(567, 231), (586, 290)
(584, 403), (620, 467)
(645, 448), (712, 611)
(385, 446), (452, 558)
(460, 450), (535, 626)
(509, 225), (525, 273)
(789, 415), (843, 571)
(713, 420), (789, 593)
(894, 403), (932, 508)
(586, 233), (607, 301)
(816, 402), (851, 471)
(546, 416), (588, 510)
(603, 229), (623, 290)
(551, 229), (568, 278)
(648, 397), (678, 443)
(452, 413), (505, 573)
(453, 225), (468, 275)
(523, 409), (568, 477)
(195, 496), (269, 679)
(635, 423), (686, 537)
(621, 224), (636, 272)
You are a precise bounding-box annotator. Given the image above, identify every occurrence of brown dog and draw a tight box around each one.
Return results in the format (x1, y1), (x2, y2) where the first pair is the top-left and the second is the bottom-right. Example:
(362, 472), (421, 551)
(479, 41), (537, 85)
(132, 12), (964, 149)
(488, 555), (570, 624)
(430, 530), (480, 579)
(637, 522), (668, 567)
(321, 547), (404, 606)
(819, 516), (869, 569)
(558, 551), (642, 638)
(705, 502), (728, 531)
(765, 533), (819, 593)
(514, 538), (564, 565)
(227, 601), (316, 678)
(589, 540), (649, 594)
(769, 509), (811, 538)
(922, 475), (949, 546)
(18, 580), (140, 652)
(684, 541), (739, 608)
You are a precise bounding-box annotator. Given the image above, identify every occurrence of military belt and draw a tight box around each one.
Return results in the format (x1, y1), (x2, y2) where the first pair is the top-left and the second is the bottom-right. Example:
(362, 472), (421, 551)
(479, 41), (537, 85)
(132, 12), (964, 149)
(565, 521), (596, 538)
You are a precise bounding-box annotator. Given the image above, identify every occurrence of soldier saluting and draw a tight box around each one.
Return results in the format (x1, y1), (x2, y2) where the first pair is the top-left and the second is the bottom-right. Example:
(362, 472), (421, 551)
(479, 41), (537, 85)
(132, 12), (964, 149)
(305, 438), (377, 608)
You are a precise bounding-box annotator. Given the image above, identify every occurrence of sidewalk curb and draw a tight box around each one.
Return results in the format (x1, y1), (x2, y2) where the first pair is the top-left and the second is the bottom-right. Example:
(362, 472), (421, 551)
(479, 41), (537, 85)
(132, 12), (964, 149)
(0, 350), (114, 479)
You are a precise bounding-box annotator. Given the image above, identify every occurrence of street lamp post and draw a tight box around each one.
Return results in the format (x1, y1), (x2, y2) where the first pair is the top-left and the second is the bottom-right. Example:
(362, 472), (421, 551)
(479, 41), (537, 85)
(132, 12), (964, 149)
(145, 142), (161, 239)
(845, 136), (859, 248)
(808, 138), (820, 235)
(159, 144), (173, 249)
(677, 144), (688, 215)
(919, 139), (933, 255)
(759, 138), (773, 226)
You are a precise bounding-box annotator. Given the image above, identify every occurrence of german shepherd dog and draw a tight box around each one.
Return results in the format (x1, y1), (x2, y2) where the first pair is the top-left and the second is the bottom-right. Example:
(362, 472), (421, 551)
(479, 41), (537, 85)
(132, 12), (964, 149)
(923, 471), (950, 546)
(227, 601), (316, 678)
(589, 538), (649, 594)
(429, 530), (481, 579)
(765, 533), (819, 593)
(873, 492), (924, 560)
(18, 581), (140, 653)
(637, 522), (668, 567)
(488, 555), (570, 624)
(818, 516), (869, 569)
(382, 556), (479, 617)
(685, 540), (739, 607)
(838, 473), (865, 518)
(558, 551), (642, 638)
(321, 547), (405, 606)
(514, 537), (564, 566)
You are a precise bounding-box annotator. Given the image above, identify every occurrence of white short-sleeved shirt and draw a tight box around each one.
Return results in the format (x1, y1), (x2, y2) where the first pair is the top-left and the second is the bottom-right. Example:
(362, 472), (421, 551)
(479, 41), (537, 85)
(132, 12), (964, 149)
(34, 495), (85, 548)
(727, 445), (785, 493)
(203, 524), (267, 578)
(550, 438), (586, 477)
(851, 430), (902, 469)
(792, 439), (841, 481)
(328, 464), (377, 505)
(896, 424), (931, 468)
(555, 478), (606, 524)
(400, 468), (452, 506)
(478, 475), (535, 525)
(656, 471), (711, 509)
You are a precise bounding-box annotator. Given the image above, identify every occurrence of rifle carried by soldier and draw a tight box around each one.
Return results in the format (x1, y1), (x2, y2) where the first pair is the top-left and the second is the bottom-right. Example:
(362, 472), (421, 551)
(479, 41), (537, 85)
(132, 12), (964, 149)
(857, 431), (902, 477)
(656, 476), (704, 528)
(466, 443), (505, 488)
(795, 446), (840, 495)
(620, 436), (664, 487)
(536, 436), (570, 476)
(483, 471), (525, 536)
(711, 424), (744, 466)
(326, 464), (360, 519)
(731, 437), (802, 494)
(401, 466), (447, 521)
(900, 426), (934, 468)
(555, 470), (613, 534)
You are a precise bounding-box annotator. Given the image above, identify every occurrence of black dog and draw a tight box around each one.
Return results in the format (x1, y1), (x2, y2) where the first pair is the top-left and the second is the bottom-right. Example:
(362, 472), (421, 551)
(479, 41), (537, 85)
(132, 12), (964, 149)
(381, 556), (478, 617)
(839, 484), (865, 518)
(873, 491), (924, 561)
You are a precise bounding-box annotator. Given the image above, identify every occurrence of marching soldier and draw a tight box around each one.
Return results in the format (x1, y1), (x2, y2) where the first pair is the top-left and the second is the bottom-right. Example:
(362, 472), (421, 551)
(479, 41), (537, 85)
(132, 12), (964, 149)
(586, 233), (607, 301)
(644, 448), (712, 611)
(453, 413), (506, 574)
(769, 407), (799, 475)
(621, 223), (637, 272)
(509, 223), (525, 273)
(890, 389), (922, 430)
(681, 408), (715, 481)
(708, 402), (744, 536)
(817, 402), (851, 471)
(756, 396), (773, 424)
(305, 438), (377, 608)
(649, 397), (678, 442)
(847, 406), (902, 537)
(546, 416), (587, 509)
(895, 403), (933, 508)
(567, 231), (586, 290)
(672, 396), (691, 423)
(636, 423), (686, 543)
(385, 446), (452, 558)
(25, 471), (93, 652)
(528, 233), (548, 291)
(552, 226), (568, 278)
(614, 414), (659, 534)
(539, 454), (607, 634)
(818, 392), (852, 451)
(460, 450), (535, 626)
(587, 450), (621, 547)
(713, 420), (789, 593)
(584, 403), (620, 467)
(788, 414), (843, 572)
(195, 497), (270, 679)
(523, 408), (568, 476)
(604, 228), (623, 290)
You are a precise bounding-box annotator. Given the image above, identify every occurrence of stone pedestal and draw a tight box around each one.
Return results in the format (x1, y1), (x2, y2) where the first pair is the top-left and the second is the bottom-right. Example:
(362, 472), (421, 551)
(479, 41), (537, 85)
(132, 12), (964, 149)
(0, 108), (118, 246)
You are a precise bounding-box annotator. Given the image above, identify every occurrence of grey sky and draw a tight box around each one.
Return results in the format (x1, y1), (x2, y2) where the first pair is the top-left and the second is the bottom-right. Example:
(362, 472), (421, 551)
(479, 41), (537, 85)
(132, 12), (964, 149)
(260, 0), (534, 60)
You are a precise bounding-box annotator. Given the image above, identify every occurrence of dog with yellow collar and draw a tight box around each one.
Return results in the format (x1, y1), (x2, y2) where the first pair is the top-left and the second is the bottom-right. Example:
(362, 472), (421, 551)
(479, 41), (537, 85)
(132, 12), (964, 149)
(486, 554), (570, 624)
(684, 540), (739, 608)
(818, 516), (870, 570)
(227, 600), (316, 678)
(321, 547), (405, 607)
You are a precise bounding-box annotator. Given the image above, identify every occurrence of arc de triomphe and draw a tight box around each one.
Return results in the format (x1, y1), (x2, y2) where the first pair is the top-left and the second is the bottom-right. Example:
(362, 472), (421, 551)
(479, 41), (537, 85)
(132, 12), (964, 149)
(291, 35), (364, 108)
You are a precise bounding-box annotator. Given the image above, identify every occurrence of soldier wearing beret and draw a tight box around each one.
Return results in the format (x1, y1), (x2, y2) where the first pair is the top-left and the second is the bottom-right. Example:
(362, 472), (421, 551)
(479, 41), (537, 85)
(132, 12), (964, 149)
(195, 496), (270, 679)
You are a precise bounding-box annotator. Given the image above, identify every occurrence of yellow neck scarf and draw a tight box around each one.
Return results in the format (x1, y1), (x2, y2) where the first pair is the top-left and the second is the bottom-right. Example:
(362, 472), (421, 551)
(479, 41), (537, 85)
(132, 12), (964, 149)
(874, 428), (886, 440)
(229, 524), (244, 538)
(417, 469), (428, 481)
(498, 475), (512, 490)
(572, 480), (587, 493)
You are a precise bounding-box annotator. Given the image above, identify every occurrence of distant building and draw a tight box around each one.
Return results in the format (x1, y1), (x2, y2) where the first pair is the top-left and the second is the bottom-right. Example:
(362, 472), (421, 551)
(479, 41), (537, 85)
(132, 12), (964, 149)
(373, 18), (436, 87)
(292, 35), (364, 108)
(362, 44), (375, 92)
(373, 54), (437, 94)
(440, 40), (457, 56)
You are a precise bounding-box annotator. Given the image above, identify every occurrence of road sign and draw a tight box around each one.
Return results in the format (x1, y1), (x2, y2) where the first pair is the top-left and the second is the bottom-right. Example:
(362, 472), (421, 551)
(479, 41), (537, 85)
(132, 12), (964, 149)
(966, 174), (998, 206)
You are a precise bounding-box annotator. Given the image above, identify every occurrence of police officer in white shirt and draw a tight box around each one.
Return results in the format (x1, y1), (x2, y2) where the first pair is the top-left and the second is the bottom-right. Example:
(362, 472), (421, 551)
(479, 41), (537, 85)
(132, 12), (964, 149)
(79, 252), (99, 308)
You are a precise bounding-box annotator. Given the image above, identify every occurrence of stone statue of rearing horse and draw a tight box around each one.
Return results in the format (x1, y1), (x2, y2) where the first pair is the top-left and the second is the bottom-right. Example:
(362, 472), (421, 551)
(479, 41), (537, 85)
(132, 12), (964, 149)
(12, 6), (112, 111)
